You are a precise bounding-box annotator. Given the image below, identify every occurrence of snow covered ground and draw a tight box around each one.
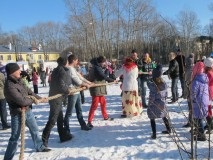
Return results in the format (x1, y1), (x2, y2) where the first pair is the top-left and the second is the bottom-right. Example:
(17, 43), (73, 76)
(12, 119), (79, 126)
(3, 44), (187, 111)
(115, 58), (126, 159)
(0, 74), (213, 160)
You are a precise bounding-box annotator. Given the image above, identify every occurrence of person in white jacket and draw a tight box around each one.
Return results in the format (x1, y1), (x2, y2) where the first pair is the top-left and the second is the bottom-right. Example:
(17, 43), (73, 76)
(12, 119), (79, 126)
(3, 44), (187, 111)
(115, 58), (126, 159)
(64, 54), (93, 131)
(115, 57), (143, 118)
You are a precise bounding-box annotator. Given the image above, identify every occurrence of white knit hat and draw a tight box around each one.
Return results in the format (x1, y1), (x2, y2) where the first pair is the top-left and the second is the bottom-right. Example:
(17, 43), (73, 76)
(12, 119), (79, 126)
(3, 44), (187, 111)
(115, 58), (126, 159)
(204, 57), (213, 67)
(202, 56), (206, 60)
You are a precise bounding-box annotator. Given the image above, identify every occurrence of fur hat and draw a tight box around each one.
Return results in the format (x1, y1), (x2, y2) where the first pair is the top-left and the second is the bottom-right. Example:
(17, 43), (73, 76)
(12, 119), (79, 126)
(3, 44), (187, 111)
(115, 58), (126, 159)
(152, 64), (163, 78)
(97, 56), (106, 63)
(5, 63), (20, 75)
(204, 57), (213, 67)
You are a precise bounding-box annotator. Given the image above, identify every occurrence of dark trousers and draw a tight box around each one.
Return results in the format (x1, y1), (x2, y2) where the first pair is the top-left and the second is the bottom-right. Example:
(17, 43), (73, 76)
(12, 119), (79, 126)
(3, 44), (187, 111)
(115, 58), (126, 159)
(171, 77), (178, 101)
(33, 85), (38, 94)
(80, 90), (85, 104)
(42, 98), (69, 146)
(179, 74), (185, 95)
(0, 99), (8, 127)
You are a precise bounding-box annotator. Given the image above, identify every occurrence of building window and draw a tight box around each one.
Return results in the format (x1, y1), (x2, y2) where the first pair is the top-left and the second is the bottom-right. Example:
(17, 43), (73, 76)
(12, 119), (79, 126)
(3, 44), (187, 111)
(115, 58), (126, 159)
(38, 55), (42, 59)
(0, 55), (3, 60)
(17, 54), (23, 61)
(7, 55), (11, 60)
(44, 54), (49, 61)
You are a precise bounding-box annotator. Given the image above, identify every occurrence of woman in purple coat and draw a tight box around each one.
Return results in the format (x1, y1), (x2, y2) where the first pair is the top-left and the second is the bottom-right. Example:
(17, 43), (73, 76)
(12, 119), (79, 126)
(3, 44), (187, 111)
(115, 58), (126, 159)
(191, 61), (209, 141)
(147, 65), (171, 139)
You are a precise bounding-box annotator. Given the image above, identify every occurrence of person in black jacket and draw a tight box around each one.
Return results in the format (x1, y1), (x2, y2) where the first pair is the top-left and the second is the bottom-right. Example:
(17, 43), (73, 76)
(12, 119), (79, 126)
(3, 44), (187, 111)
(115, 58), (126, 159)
(42, 57), (73, 147)
(163, 52), (179, 104)
(175, 49), (185, 98)
(137, 53), (154, 108)
(4, 63), (50, 160)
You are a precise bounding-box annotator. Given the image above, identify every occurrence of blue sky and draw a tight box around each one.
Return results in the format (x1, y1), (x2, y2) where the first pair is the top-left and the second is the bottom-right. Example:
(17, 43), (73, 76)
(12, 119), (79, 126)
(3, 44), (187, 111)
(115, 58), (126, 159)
(0, 0), (212, 32)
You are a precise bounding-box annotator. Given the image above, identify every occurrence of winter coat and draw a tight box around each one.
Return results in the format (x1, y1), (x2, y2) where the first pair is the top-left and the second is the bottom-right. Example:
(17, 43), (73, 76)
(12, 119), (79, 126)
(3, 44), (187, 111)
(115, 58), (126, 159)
(49, 65), (72, 98)
(175, 54), (185, 75)
(88, 58), (114, 96)
(0, 72), (5, 99)
(4, 75), (41, 115)
(185, 53), (194, 83)
(191, 73), (209, 119)
(32, 72), (38, 85)
(40, 70), (47, 81)
(206, 70), (213, 100)
(163, 59), (179, 79)
(147, 79), (168, 119)
(115, 65), (138, 91)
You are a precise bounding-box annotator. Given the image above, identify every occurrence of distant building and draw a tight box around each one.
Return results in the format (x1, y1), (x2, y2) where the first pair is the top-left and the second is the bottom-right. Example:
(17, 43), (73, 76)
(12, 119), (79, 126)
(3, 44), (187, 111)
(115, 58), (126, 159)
(0, 43), (60, 70)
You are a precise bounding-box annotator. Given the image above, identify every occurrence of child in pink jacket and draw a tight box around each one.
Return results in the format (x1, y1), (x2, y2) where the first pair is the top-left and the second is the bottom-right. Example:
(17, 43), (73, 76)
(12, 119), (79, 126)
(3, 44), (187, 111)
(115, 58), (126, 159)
(32, 71), (38, 94)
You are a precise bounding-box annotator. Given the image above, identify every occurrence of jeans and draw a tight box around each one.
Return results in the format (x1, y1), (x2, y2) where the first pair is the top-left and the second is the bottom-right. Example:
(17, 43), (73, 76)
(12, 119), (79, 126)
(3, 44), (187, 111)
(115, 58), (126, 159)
(171, 77), (178, 101)
(42, 98), (68, 147)
(64, 94), (86, 132)
(140, 78), (148, 106)
(0, 99), (8, 127)
(4, 109), (45, 160)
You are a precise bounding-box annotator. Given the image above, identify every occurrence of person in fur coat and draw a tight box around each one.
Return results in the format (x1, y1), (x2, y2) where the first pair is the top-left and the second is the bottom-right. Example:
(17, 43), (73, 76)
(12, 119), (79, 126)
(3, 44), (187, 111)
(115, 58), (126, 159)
(115, 57), (142, 118)
(147, 64), (171, 139)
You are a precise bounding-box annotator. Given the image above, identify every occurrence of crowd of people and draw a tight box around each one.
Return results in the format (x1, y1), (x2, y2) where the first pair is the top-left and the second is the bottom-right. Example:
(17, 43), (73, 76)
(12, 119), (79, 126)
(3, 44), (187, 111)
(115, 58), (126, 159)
(0, 49), (213, 159)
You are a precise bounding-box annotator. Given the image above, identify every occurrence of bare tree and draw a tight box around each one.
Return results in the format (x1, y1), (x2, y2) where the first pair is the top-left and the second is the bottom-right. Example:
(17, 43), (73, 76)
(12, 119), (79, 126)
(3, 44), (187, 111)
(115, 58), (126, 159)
(177, 10), (200, 55)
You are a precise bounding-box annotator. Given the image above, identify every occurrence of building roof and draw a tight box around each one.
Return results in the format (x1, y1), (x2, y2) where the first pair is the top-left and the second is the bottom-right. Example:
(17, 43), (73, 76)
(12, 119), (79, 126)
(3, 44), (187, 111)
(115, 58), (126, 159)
(0, 45), (44, 53)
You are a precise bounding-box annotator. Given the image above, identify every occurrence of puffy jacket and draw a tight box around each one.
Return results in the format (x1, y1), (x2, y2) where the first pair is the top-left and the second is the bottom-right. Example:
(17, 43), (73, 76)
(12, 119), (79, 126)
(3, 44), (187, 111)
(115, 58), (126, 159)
(4, 75), (41, 115)
(163, 59), (179, 79)
(88, 58), (114, 96)
(147, 79), (168, 119)
(49, 65), (72, 97)
(191, 73), (209, 119)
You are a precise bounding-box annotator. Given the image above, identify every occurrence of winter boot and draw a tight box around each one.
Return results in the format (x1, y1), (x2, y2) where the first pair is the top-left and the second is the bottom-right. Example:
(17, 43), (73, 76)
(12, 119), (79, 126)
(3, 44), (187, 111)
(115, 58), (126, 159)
(150, 119), (157, 139)
(205, 117), (213, 134)
(162, 117), (171, 134)
(194, 133), (206, 141)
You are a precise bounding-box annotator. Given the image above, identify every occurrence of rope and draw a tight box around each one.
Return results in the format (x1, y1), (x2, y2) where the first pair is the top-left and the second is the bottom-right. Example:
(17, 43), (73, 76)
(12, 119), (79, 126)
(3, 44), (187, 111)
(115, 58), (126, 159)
(31, 82), (117, 102)
(19, 81), (117, 158)
(19, 108), (26, 160)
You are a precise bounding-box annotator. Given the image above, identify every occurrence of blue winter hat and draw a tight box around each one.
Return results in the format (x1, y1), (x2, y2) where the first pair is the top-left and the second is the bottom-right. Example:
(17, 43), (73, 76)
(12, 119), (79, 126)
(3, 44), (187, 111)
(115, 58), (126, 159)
(152, 64), (163, 78)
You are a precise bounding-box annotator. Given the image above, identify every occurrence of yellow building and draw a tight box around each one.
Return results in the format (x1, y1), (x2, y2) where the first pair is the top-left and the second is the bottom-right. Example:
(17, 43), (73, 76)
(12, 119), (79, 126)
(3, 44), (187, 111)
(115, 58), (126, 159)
(0, 44), (60, 70)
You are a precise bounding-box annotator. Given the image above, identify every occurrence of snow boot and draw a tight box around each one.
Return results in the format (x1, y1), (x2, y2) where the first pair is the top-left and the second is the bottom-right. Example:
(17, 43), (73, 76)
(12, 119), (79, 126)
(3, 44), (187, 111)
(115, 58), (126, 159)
(162, 117), (171, 134)
(205, 117), (213, 134)
(150, 119), (157, 139)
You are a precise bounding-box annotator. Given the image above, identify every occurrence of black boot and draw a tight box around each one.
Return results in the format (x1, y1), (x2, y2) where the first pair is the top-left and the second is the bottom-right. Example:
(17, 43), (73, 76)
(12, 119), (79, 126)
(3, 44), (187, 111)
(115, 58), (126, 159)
(162, 117), (171, 134)
(150, 119), (157, 139)
(194, 133), (206, 141)
(206, 117), (213, 134)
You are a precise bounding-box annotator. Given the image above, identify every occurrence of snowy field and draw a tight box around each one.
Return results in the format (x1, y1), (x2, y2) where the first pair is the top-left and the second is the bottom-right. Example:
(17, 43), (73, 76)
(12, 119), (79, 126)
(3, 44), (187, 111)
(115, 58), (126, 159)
(0, 72), (213, 160)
